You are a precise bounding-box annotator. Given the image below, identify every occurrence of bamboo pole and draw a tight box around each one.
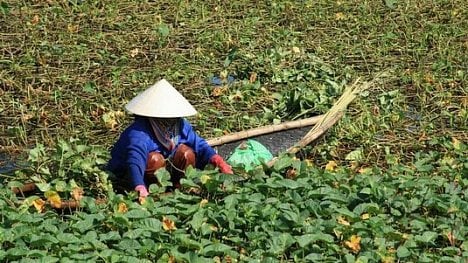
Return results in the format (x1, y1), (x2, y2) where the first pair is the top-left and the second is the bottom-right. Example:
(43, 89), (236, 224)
(206, 115), (324, 147)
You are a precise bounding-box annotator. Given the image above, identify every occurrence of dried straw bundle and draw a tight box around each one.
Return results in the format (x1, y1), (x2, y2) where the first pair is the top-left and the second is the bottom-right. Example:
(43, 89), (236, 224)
(267, 78), (372, 167)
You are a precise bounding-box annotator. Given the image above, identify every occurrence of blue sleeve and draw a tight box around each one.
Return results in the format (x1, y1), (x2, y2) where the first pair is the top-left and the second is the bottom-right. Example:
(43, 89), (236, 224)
(181, 119), (216, 168)
(126, 131), (150, 188)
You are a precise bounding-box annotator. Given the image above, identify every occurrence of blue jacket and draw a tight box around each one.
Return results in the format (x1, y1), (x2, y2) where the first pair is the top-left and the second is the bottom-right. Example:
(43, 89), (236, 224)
(108, 117), (216, 187)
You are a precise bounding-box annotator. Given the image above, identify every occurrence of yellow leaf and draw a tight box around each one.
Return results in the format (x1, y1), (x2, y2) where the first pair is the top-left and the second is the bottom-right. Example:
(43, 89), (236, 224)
(361, 213), (370, 220)
(31, 15), (40, 25)
(117, 202), (128, 213)
(224, 255), (233, 263)
(130, 48), (139, 58)
(211, 86), (226, 97)
(358, 167), (372, 174)
(102, 111), (119, 130)
(350, 161), (359, 170)
(71, 187), (84, 201)
(249, 72), (257, 83)
(33, 198), (46, 213)
(333, 229), (342, 239)
(447, 206), (458, 213)
(325, 160), (337, 171)
(461, 96), (468, 108)
(162, 216), (176, 231)
(199, 199), (209, 207)
(67, 24), (79, 33)
(424, 73), (434, 83)
(344, 235), (361, 253)
(337, 216), (350, 226)
(335, 12), (345, 20)
(381, 256), (395, 263)
(45, 191), (62, 209)
(452, 137), (462, 150)
(220, 70), (228, 79)
(446, 231), (456, 246)
(200, 175), (211, 184)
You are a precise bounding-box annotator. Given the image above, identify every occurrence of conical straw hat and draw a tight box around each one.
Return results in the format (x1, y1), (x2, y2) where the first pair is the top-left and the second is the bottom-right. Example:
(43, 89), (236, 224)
(125, 79), (197, 117)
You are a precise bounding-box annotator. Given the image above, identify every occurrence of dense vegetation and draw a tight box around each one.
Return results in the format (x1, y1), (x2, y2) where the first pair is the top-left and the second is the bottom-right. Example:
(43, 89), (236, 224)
(0, 0), (466, 262)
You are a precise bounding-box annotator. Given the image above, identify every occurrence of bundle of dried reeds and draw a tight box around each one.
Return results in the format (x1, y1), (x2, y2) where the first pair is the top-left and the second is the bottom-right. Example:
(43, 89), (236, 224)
(267, 78), (373, 167)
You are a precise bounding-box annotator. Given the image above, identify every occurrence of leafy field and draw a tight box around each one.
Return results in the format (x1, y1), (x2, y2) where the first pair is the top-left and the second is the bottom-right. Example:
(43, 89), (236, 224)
(1, 0), (467, 262)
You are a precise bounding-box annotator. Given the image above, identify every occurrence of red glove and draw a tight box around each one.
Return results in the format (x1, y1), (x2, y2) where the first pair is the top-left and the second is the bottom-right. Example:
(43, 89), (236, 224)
(210, 154), (233, 174)
(135, 185), (149, 198)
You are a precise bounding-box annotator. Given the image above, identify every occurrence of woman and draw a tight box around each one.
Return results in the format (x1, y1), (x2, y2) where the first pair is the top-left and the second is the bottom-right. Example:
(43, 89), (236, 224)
(107, 79), (233, 198)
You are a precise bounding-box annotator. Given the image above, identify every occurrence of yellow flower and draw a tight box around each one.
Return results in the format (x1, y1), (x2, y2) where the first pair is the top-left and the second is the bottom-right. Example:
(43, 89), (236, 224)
(325, 160), (337, 171)
(33, 198), (46, 213)
(344, 235), (361, 253)
(162, 216), (177, 231)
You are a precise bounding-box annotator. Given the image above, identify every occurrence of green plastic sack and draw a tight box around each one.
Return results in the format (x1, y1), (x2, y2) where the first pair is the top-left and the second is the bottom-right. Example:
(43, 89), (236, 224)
(227, 139), (273, 171)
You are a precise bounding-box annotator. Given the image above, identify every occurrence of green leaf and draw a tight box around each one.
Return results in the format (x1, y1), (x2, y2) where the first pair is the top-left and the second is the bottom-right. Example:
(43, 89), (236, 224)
(176, 234), (203, 250)
(353, 203), (380, 215)
(223, 194), (239, 210)
(202, 243), (237, 257)
(136, 218), (162, 232)
(157, 23), (170, 37)
(0, 2), (10, 15)
(6, 247), (28, 257)
(99, 231), (121, 242)
(83, 82), (96, 93)
(148, 183), (166, 194)
(296, 233), (334, 247)
(396, 246), (411, 258)
(29, 233), (59, 247)
(38, 256), (59, 263)
(345, 254), (355, 263)
(345, 148), (364, 161)
(359, 187), (371, 195)
(384, 0), (397, 9)
(442, 247), (461, 257)
(156, 169), (172, 188)
(28, 144), (46, 163)
(272, 155), (295, 171)
(123, 228), (147, 239)
(269, 233), (295, 254)
(125, 208), (151, 219)
(54, 180), (68, 192)
(117, 238), (141, 252)
(415, 231), (438, 244)
(276, 178), (301, 189)
(35, 182), (51, 192)
(56, 233), (81, 244)
(414, 159), (433, 172)
(189, 210), (205, 230)
(72, 218), (94, 233)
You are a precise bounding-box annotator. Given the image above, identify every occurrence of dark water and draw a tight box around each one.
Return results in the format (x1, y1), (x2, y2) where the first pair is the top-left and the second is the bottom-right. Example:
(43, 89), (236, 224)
(0, 153), (19, 174)
(212, 126), (314, 159)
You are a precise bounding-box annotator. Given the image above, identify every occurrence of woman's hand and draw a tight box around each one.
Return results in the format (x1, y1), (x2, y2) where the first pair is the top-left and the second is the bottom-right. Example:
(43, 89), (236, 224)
(210, 154), (233, 174)
(135, 185), (149, 197)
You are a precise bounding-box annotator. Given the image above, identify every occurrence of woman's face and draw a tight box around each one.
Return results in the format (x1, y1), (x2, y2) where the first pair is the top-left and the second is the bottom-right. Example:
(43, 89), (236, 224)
(155, 117), (179, 127)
